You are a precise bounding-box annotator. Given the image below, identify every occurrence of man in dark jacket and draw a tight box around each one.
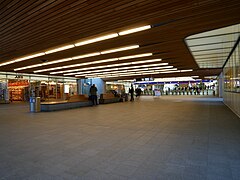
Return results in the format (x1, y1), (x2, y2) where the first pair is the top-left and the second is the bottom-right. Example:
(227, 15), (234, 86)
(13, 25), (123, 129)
(89, 84), (98, 105)
(129, 84), (134, 101)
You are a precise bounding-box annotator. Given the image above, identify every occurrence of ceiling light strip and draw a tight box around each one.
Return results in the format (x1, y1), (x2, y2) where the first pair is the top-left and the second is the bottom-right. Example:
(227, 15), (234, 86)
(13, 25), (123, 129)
(74, 68), (176, 76)
(15, 45), (140, 71)
(118, 25), (151, 36)
(35, 53), (154, 74)
(1, 25), (151, 67)
(45, 45), (75, 54)
(64, 61), (165, 76)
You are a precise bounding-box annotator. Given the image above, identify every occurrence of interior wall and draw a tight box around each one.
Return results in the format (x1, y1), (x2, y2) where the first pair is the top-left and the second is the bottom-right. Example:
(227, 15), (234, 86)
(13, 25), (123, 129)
(223, 92), (240, 118)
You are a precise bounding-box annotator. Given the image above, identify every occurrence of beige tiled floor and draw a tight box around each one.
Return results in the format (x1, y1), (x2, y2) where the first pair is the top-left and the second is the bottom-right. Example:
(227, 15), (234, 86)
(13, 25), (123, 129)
(0, 96), (239, 179)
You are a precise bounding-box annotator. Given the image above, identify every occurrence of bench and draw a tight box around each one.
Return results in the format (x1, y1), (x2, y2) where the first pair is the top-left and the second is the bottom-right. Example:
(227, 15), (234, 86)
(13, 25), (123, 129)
(41, 95), (92, 111)
(99, 93), (120, 104)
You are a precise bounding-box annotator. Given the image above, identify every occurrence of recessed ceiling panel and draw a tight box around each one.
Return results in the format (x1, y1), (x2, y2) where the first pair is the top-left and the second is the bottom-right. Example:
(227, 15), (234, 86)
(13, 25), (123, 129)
(185, 24), (240, 68)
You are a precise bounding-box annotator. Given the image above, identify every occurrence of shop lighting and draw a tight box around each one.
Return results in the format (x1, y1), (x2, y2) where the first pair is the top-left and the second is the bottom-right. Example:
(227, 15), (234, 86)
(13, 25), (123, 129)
(100, 45), (139, 54)
(74, 33), (119, 46)
(45, 45), (75, 54)
(118, 25), (151, 36)
(118, 53), (152, 60)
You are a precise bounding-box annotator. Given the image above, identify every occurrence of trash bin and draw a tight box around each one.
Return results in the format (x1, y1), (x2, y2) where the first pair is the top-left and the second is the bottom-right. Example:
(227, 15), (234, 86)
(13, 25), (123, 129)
(35, 97), (41, 112)
(29, 97), (41, 112)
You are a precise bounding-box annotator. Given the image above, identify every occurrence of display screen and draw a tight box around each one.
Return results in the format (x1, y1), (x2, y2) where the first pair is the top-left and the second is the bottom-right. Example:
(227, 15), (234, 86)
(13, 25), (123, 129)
(64, 84), (69, 93)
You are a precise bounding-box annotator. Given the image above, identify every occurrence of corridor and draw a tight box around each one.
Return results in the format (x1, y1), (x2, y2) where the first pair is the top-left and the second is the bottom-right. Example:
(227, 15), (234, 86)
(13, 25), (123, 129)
(0, 96), (239, 179)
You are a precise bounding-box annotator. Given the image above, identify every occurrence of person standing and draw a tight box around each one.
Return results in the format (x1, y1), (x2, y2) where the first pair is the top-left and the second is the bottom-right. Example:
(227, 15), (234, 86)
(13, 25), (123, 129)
(129, 84), (134, 101)
(89, 84), (98, 105)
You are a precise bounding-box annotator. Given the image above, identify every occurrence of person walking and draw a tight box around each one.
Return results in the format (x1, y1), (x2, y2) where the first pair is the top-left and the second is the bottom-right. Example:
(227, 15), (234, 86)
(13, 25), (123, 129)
(129, 84), (134, 101)
(89, 84), (98, 105)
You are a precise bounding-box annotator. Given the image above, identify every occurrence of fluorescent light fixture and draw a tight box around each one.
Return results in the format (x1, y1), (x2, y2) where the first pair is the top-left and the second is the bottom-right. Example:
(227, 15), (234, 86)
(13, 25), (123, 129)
(93, 58), (118, 64)
(15, 58), (73, 71)
(141, 72), (160, 75)
(180, 69), (193, 72)
(61, 61), (168, 76)
(52, 55), (156, 75)
(160, 70), (180, 73)
(154, 68), (178, 72)
(127, 68), (149, 72)
(64, 62), (173, 76)
(75, 68), (161, 77)
(45, 45), (75, 54)
(74, 33), (119, 46)
(120, 73), (142, 76)
(72, 52), (101, 60)
(17, 44), (140, 72)
(131, 59), (162, 64)
(118, 53), (152, 60)
(100, 45), (139, 54)
(14, 53), (46, 63)
(2, 25), (152, 67)
(119, 25), (151, 36)
(0, 61), (14, 67)
(149, 66), (174, 70)
(0, 52), (46, 67)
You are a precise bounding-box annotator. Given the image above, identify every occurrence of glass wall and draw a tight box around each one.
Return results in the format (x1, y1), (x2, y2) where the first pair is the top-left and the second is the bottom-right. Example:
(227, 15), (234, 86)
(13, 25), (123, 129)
(0, 74), (8, 103)
(224, 42), (240, 92)
(223, 39), (240, 117)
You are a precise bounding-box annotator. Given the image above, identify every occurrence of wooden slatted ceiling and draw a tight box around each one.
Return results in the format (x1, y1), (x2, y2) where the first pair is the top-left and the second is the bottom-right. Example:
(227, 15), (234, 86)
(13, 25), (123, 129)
(1, 0), (235, 52)
(0, 0), (240, 79)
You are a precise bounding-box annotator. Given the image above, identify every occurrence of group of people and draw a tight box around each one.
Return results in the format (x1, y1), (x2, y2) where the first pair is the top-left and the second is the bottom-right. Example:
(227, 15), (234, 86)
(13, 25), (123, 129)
(90, 84), (141, 104)
(129, 85), (142, 101)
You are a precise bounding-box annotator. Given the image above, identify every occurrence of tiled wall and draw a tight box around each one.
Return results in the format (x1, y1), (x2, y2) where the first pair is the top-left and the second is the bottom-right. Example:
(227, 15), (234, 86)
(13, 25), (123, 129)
(223, 39), (240, 118)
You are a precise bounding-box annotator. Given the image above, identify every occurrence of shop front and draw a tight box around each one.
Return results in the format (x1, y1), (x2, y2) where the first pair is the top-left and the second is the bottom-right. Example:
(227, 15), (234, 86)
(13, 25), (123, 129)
(0, 72), (78, 103)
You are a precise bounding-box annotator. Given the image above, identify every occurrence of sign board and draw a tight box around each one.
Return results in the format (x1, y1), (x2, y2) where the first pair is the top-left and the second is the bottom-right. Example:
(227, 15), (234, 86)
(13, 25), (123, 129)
(155, 90), (161, 96)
